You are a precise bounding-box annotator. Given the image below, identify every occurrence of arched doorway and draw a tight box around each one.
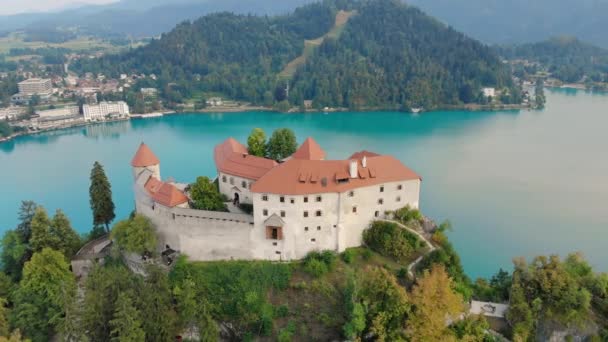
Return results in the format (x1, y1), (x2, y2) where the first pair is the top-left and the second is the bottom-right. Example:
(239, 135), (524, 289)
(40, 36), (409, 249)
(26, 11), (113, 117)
(233, 192), (240, 206)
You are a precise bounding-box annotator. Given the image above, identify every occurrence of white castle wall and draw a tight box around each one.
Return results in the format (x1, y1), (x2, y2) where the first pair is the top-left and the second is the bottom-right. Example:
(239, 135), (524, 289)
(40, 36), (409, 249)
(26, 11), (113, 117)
(217, 172), (255, 204)
(134, 169), (421, 262)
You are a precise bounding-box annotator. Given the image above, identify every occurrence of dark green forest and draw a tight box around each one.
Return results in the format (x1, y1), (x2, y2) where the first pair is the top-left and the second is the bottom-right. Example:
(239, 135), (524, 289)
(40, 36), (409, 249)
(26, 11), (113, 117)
(497, 37), (608, 84)
(73, 0), (521, 110)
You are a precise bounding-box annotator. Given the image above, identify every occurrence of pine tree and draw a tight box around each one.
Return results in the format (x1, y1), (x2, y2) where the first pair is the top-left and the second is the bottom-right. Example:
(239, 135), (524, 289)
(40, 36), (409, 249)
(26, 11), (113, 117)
(15, 201), (38, 242)
(89, 162), (116, 232)
(50, 210), (82, 258)
(109, 293), (145, 342)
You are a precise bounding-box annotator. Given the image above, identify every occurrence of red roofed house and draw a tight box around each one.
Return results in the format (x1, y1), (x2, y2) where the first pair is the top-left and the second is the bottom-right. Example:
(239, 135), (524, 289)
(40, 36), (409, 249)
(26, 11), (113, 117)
(214, 137), (277, 204)
(132, 137), (422, 262)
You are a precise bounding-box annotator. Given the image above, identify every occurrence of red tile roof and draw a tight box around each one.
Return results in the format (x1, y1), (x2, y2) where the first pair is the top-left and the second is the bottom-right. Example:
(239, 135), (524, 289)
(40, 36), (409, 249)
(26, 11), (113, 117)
(349, 150), (381, 160)
(131, 142), (160, 167)
(214, 138), (278, 180)
(292, 137), (326, 160)
(144, 177), (188, 208)
(251, 155), (421, 195)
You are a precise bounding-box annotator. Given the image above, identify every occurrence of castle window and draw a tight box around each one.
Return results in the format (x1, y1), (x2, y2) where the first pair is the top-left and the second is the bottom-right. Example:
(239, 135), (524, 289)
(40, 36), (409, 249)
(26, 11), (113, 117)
(222, 175), (227, 183)
(304, 196), (309, 203)
(273, 242), (278, 246)
(266, 226), (283, 240)
(380, 185), (384, 192)
(352, 206), (357, 213)
(315, 210), (322, 217)
(348, 191), (355, 197)
(242, 181), (247, 188)
(375, 211), (380, 218)
(280, 211), (286, 218)
(230, 177), (234, 185)
(305, 227), (309, 231)
(396, 196), (401, 202)
(378, 199), (384, 205)
(316, 196), (322, 202)
(262, 195), (268, 201)
(397, 184), (403, 190)
(311, 238), (316, 242)
(317, 226), (321, 231)
(290, 198), (295, 204)
(275, 251), (281, 254)
(280, 196), (285, 203)
(303, 211), (309, 218)
(263, 209), (268, 216)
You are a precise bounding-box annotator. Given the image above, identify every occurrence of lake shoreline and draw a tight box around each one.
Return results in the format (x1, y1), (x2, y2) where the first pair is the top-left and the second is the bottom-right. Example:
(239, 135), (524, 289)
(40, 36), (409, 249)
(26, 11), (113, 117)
(0, 102), (533, 144)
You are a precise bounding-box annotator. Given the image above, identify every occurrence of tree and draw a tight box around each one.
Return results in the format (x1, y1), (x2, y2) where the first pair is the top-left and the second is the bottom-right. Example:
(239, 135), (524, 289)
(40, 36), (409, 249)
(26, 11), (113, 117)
(109, 293), (145, 342)
(0, 298), (9, 337)
(0, 231), (28, 281)
(407, 264), (464, 341)
(138, 265), (178, 341)
(15, 201), (38, 242)
(247, 128), (267, 157)
(30, 207), (81, 259)
(359, 267), (410, 341)
(111, 214), (157, 255)
(266, 128), (297, 160)
(190, 176), (227, 211)
(11, 248), (76, 342)
(50, 210), (82, 258)
(89, 161), (116, 232)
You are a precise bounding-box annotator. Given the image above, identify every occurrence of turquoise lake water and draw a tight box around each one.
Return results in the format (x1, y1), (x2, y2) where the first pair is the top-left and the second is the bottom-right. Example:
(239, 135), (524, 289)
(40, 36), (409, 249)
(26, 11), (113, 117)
(1, 88), (607, 278)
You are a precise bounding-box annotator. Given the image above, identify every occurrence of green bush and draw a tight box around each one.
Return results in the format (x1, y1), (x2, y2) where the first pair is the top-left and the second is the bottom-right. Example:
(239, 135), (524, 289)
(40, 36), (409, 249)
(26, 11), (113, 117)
(304, 258), (329, 278)
(342, 249), (355, 264)
(392, 205), (424, 226)
(363, 221), (425, 262)
(278, 321), (297, 342)
(275, 304), (289, 318)
(303, 251), (337, 277)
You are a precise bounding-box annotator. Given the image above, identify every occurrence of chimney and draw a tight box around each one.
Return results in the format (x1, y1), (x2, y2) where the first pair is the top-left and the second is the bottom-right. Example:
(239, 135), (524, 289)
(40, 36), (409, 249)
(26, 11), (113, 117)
(349, 160), (358, 179)
(362, 156), (367, 168)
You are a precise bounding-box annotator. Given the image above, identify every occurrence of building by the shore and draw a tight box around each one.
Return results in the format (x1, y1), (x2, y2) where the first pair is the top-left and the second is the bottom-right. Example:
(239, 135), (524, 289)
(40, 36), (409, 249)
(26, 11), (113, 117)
(132, 137), (422, 261)
(11, 78), (53, 104)
(83, 101), (130, 121)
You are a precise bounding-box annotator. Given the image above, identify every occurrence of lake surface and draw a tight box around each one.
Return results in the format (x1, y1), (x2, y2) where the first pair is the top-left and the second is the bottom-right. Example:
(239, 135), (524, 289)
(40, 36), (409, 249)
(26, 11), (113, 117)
(1, 88), (607, 279)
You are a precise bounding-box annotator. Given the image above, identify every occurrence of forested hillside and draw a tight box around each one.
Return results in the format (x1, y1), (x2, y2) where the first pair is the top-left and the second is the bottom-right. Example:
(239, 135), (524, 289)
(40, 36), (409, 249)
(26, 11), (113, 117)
(496, 37), (608, 84)
(73, 0), (520, 110)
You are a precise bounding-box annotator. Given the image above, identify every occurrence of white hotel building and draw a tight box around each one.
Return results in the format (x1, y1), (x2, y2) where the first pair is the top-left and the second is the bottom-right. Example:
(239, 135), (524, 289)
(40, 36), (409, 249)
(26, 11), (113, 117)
(132, 137), (422, 261)
(83, 101), (129, 121)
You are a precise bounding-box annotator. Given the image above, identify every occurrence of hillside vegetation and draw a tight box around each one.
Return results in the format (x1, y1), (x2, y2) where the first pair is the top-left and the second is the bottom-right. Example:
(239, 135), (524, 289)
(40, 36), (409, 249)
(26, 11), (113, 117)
(73, 0), (520, 110)
(497, 37), (608, 84)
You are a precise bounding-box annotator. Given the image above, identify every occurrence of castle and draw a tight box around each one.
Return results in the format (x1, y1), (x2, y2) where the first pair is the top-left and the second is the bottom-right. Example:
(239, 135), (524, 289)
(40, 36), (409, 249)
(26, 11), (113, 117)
(132, 137), (421, 261)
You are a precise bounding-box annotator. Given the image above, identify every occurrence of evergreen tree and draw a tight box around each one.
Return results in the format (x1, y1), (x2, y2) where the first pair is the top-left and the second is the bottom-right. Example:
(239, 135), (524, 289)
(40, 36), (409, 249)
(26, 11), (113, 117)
(89, 162), (116, 232)
(15, 201), (38, 242)
(11, 248), (76, 342)
(109, 293), (145, 342)
(266, 128), (297, 160)
(50, 210), (82, 258)
(0, 231), (28, 281)
(247, 128), (267, 157)
(30, 207), (58, 253)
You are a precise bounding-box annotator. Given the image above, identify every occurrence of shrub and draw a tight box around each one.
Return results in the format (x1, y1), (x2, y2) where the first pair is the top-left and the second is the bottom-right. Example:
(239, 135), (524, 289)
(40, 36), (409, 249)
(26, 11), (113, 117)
(304, 258), (329, 278)
(362, 248), (373, 260)
(303, 251), (337, 277)
(363, 221), (425, 262)
(278, 321), (297, 342)
(393, 205), (424, 226)
(275, 304), (289, 318)
(342, 249), (355, 264)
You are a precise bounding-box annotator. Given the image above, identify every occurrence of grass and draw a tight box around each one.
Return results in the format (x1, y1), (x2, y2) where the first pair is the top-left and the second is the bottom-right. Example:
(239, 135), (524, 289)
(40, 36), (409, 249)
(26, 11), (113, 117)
(0, 32), (144, 55)
(279, 10), (357, 79)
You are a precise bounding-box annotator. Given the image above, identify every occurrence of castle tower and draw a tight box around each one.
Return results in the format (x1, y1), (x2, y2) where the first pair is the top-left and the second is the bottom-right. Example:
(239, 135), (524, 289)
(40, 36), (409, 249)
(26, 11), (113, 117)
(131, 142), (161, 180)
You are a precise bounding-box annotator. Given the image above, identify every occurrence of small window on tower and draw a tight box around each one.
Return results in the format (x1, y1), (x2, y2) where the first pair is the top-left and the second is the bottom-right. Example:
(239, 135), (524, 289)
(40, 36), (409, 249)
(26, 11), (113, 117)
(352, 206), (357, 213)
(304, 197), (309, 203)
(290, 198), (295, 204)
(280, 196), (285, 203)
(348, 191), (355, 197)
(380, 185), (384, 193)
(263, 209), (268, 216)
(378, 199), (384, 205)
(242, 181), (247, 188)
(397, 184), (403, 190)
(280, 211), (286, 218)
(262, 195), (268, 201)
(303, 211), (309, 218)
(317, 226), (321, 231)
(316, 210), (322, 217)
(222, 176), (227, 183)
(305, 227), (309, 231)
(316, 196), (322, 202)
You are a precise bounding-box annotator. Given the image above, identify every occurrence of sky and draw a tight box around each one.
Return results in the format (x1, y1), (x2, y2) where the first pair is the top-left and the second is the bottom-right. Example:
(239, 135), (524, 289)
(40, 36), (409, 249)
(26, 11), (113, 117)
(0, 0), (117, 15)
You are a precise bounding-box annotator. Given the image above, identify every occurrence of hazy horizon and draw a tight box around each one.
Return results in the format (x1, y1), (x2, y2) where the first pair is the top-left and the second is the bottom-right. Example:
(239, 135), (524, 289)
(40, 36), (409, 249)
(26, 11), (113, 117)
(0, 0), (118, 16)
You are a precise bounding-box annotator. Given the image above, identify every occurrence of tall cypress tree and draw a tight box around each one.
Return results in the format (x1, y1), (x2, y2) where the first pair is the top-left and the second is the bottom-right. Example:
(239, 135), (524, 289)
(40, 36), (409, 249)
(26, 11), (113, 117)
(89, 162), (116, 232)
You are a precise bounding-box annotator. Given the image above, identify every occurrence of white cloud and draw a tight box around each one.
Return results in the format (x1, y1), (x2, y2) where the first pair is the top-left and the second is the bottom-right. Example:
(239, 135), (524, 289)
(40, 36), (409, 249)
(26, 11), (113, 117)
(0, 0), (118, 16)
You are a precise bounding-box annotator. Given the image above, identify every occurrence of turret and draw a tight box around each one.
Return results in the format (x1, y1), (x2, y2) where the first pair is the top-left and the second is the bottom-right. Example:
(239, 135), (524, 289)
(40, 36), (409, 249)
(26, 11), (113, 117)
(131, 142), (161, 180)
